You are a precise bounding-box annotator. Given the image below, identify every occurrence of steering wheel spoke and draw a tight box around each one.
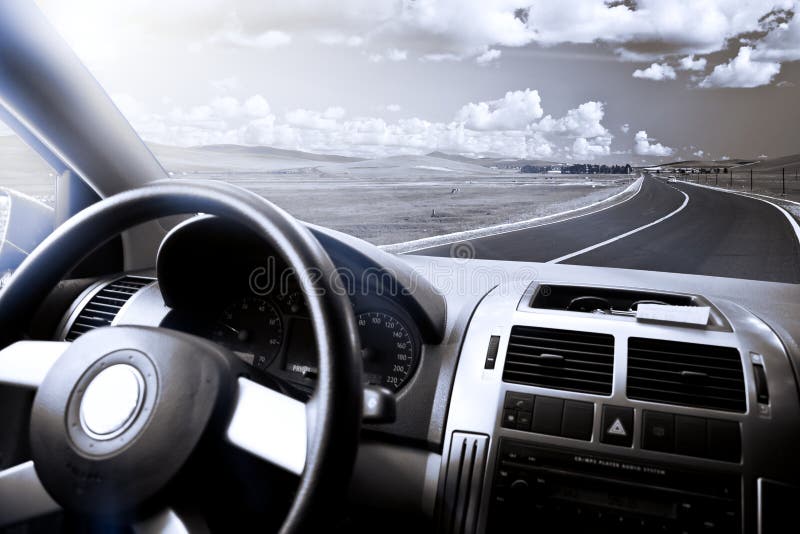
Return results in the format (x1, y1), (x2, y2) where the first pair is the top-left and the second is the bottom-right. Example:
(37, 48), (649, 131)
(0, 341), (69, 389)
(0, 461), (60, 527)
(133, 507), (200, 534)
(225, 377), (308, 475)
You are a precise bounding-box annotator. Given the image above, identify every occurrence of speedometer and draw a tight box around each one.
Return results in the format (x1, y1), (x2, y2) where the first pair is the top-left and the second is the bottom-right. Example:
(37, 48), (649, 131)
(356, 311), (418, 391)
(211, 296), (284, 370)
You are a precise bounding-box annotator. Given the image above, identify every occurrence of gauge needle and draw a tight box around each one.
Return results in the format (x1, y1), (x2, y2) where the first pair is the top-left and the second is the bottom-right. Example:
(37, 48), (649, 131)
(218, 322), (240, 335)
(218, 322), (250, 342)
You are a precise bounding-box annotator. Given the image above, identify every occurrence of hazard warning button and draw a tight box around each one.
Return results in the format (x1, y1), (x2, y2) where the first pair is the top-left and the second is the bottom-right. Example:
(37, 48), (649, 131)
(600, 405), (634, 447)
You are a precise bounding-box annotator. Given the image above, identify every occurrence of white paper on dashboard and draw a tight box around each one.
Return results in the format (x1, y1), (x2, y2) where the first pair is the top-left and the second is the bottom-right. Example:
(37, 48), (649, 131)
(635, 304), (711, 326)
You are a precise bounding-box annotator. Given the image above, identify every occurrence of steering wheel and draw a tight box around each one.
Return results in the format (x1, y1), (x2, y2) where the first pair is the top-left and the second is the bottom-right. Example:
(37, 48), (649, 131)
(0, 180), (363, 532)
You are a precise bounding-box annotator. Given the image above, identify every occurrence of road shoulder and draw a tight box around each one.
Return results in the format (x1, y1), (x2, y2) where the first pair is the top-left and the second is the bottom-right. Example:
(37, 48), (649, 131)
(383, 176), (644, 254)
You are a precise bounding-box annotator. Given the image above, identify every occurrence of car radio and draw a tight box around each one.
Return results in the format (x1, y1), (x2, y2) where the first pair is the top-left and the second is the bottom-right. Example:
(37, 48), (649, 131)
(489, 439), (740, 533)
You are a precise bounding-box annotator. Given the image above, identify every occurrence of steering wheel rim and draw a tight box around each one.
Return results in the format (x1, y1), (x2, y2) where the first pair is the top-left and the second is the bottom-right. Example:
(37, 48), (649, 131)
(0, 179), (363, 532)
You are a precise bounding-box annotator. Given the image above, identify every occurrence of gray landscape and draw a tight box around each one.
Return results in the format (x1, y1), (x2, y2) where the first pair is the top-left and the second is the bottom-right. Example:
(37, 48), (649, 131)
(0, 136), (632, 246)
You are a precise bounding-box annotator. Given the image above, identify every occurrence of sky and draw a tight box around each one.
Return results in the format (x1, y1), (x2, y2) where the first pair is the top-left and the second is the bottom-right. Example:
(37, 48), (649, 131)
(27, 0), (800, 163)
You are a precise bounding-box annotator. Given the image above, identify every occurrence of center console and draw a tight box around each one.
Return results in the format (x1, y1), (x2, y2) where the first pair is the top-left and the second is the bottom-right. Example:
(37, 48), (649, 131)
(437, 281), (800, 534)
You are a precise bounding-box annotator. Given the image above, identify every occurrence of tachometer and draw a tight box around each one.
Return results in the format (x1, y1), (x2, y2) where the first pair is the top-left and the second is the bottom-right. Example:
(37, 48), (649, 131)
(212, 296), (284, 370)
(356, 311), (418, 391)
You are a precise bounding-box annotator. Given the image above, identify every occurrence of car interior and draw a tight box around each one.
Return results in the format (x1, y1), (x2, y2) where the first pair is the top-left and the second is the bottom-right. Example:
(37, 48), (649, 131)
(0, 1), (799, 533)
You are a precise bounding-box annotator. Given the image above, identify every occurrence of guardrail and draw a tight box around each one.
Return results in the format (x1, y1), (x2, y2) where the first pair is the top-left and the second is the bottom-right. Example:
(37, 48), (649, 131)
(660, 167), (800, 200)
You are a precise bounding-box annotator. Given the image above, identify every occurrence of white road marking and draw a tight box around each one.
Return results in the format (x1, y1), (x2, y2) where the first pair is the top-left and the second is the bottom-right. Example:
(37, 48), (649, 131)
(682, 181), (800, 248)
(384, 176), (644, 254)
(548, 188), (690, 264)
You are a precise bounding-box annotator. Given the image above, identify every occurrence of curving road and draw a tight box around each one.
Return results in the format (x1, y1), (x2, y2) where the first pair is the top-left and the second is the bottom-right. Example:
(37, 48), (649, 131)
(413, 177), (800, 283)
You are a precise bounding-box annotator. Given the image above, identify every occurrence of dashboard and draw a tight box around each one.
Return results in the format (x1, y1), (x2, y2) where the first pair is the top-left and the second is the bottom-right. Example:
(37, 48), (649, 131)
(160, 281), (422, 395)
(51, 217), (800, 533)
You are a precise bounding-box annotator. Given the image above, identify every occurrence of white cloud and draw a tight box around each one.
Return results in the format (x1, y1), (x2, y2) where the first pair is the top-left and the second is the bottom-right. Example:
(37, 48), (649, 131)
(322, 106), (346, 120)
(699, 46), (781, 88)
(368, 48), (408, 62)
(634, 130), (673, 156)
(244, 95), (271, 117)
(386, 104), (402, 112)
(204, 14), (291, 50)
(113, 89), (619, 160)
(751, 11), (800, 63)
(620, 123), (630, 133)
(693, 149), (705, 158)
(632, 62), (676, 81)
(678, 55), (707, 71)
(285, 108), (341, 130)
(37, 0), (800, 83)
(573, 137), (610, 158)
(386, 48), (408, 61)
(420, 52), (463, 62)
(456, 89), (544, 131)
(210, 76), (241, 92)
(523, 1), (792, 60)
(476, 48), (502, 64)
(536, 101), (610, 139)
(315, 32), (364, 47)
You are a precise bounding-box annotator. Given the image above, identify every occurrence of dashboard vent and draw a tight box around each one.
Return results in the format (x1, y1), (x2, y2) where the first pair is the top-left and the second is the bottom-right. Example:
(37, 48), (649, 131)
(503, 326), (614, 395)
(439, 432), (488, 534)
(627, 338), (745, 412)
(65, 276), (151, 341)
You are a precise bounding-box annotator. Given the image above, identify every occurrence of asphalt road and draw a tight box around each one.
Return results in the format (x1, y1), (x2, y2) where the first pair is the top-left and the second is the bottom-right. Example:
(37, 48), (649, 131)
(414, 177), (800, 283)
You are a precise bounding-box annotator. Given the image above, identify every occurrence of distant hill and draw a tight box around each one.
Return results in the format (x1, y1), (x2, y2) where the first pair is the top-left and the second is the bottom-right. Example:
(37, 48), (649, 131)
(193, 144), (362, 163)
(427, 151), (558, 168)
(656, 153), (800, 172)
(144, 143), (503, 178)
(658, 158), (756, 169)
(740, 153), (800, 172)
(148, 143), (362, 173)
(323, 153), (501, 176)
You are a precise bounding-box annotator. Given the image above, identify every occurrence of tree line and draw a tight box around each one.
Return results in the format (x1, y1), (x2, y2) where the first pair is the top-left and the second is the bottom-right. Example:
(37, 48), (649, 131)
(520, 164), (632, 174)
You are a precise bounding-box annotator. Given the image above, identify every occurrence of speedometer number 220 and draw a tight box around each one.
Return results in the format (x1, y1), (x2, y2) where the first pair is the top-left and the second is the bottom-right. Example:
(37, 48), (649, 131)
(356, 311), (418, 391)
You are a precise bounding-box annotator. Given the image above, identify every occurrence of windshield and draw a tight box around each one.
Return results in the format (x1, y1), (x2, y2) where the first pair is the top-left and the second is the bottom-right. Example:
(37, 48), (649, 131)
(25, 1), (800, 283)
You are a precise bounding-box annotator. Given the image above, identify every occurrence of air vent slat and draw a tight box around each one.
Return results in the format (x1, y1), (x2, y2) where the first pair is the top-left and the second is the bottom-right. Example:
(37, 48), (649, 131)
(507, 342), (613, 359)
(627, 358), (743, 377)
(503, 371), (613, 391)
(626, 347), (742, 368)
(508, 351), (614, 373)
(627, 387), (744, 412)
(627, 338), (745, 412)
(627, 366), (744, 387)
(503, 326), (614, 395)
(82, 308), (118, 318)
(505, 361), (612, 379)
(65, 277), (151, 341)
(628, 377), (744, 397)
(509, 334), (614, 351)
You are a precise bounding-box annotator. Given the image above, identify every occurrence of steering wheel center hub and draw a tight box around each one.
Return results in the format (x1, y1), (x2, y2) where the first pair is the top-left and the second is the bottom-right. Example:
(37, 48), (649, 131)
(79, 364), (144, 439)
(29, 326), (242, 519)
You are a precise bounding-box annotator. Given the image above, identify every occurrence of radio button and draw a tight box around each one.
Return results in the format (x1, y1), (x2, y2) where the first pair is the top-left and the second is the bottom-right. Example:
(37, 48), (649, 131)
(501, 409), (518, 428)
(675, 415), (707, 458)
(642, 411), (675, 452)
(516, 411), (532, 431)
(707, 419), (741, 462)
(510, 479), (529, 491)
(561, 400), (594, 440)
(504, 392), (534, 411)
(532, 396), (564, 436)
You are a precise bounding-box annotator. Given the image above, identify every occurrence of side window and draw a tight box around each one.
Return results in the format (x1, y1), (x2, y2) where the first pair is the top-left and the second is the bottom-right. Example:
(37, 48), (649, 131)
(0, 127), (57, 276)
